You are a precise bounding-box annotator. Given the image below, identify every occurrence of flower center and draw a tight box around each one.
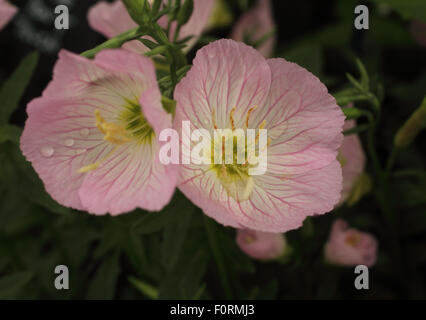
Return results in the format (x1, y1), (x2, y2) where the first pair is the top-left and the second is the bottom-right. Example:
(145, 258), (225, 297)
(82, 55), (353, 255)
(345, 232), (361, 247)
(208, 106), (269, 202)
(77, 99), (154, 173)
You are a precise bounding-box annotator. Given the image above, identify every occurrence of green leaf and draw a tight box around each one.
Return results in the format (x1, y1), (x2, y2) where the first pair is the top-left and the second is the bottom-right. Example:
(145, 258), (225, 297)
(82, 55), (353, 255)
(87, 251), (120, 299)
(0, 271), (34, 299)
(177, 0), (194, 26)
(128, 276), (158, 299)
(369, 0), (426, 22)
(0, 124), (22, 144)
(132, 192), (185, 234)
(0, 142), (69, 215)
(162, 207), (193, 271)
(282, 43), (323, 77)
(0, 52), (39, 125)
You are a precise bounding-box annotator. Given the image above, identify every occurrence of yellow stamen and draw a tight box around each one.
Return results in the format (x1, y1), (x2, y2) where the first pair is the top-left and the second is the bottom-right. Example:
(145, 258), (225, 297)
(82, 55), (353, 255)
(212, 109), (218, 129)
(345, 233), (361, 247)
(245, 106), (257, 128)
(245, 235), (256, 244)
(255, 120), (267, 143)
(230, 107), (236, 131)
(95, 110), (131, 145)
(77, 109), (132, 173)
(77, 146), (120, 173)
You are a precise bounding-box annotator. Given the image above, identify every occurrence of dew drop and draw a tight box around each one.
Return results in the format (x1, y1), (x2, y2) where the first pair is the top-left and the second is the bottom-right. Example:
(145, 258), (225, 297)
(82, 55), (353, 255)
(80, 128), (90, 137)
(208, 52), (215, 59)
(64, 138), (74, 147)
(40, 146), (54, 158)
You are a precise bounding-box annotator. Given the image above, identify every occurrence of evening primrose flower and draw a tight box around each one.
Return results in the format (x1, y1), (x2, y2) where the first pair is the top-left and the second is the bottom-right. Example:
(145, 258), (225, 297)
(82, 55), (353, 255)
(20, 49), (178, 214)
(0, 0), (17, 30)
(236, 229), (286, 260)
(337, 117), (366, 206)
(88, 0), (214, 54)
(324, 219), (377, 267)
(173, 39), (345, 233)
(230, 0), (276, 57)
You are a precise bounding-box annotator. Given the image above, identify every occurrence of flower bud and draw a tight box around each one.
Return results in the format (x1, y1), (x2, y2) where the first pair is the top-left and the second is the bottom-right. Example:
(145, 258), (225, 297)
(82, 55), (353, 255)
(394, 96), (426, 148)
(122, 0), (149, 25)
(324, 219), (377, 267)
(236, 229), (287, 261)
(177, 0), (194, 26)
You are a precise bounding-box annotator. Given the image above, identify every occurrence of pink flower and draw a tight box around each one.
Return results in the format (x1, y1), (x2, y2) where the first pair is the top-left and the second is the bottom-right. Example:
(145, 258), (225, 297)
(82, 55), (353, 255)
(410, 20), (426, 47)
(0, 0), (17, 31)
(324, 219), (377, 267)
(173, 39), (345, 233)
(230, 0), (276, 57)
(337, 118), (366, 206)
(236, 229), (286, 260)
(88, 0), (214, 54)
(20, 49), (178, 215)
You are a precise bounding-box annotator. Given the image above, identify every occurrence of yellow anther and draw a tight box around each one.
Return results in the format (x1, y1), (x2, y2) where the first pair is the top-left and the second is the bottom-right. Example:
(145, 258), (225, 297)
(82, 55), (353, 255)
(212, 109), (218, 129)
(95, 109), (131, 145)
(230, 107), (236, 131)
(95, 110), (106, 134)
(337, 151), (347, 167)
(77, 162), (100, 173)
(255, 120), (267, 143)
(77, 109), (132, 174)
(77, 146), (119, 174)
(245, 106), (257, 128)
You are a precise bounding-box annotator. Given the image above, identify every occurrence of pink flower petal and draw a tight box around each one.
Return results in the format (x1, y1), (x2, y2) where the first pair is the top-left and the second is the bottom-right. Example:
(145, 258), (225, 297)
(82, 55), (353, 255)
(79, 140), (177, 214)
(324, 219), (378, 267)
(0, 0), (17, 31)
(236, 229), (286, 260)
(337, 118), (366, 205)
(231, 0), (276, 57)
(174, 39), (272, 131)
(87, 0), (145, 54)
(265, 58), (345, 176)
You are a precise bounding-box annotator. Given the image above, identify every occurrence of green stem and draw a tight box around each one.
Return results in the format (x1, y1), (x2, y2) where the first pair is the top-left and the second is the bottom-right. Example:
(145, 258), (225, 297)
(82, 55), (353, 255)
(204, 216), (232, 299)
(392, 169), (426, 179)
(81, 27), (146, 59)
(385, 146), (399, 177)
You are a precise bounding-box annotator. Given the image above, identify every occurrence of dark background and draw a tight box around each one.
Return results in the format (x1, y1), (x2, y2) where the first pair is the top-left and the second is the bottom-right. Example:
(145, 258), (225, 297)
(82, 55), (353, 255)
(0, 0), (425, 299)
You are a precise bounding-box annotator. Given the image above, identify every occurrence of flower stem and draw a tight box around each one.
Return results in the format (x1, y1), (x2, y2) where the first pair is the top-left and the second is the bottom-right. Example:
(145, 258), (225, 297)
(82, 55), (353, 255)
(204, 216), (233, 299)
(81, 27), (146, 59)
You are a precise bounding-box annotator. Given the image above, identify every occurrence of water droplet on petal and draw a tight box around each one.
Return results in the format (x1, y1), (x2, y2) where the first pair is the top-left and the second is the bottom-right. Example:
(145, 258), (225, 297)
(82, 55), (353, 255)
(80, 128), (90, 137)
(40, 146), (54, 158)
(64, 138), (74, 147)
(208, 52), (215, 59)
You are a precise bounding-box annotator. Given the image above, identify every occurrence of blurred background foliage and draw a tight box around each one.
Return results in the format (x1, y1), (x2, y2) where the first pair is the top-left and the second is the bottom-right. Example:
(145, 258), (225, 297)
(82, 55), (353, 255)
(0, 0), (425, 299)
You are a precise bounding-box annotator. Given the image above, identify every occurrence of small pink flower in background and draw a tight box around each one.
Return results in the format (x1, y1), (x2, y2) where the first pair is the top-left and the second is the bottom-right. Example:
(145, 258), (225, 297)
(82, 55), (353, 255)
(236, 229), (286, 260)
(337, 117), (366, 206)
(0, 0), (17, 31)
(324, 219), (377, 267)
(21, 49), (178, 215)
(410, 20), (426, 47)
(174, 39), (344, 233)
(88, 0), (214, 54)
(230, 0), (276, 57)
